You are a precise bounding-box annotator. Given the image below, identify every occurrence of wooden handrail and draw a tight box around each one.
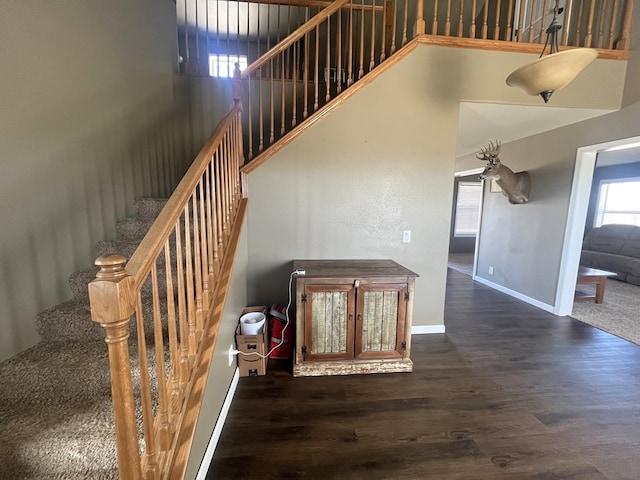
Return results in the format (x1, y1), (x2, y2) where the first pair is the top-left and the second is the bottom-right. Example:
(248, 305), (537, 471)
(90, 95), (246, 479)
(125, 102), (243, 288)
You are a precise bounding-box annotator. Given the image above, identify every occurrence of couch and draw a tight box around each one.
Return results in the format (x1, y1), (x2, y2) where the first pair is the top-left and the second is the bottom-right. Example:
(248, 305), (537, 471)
(581, 224), (640, 286)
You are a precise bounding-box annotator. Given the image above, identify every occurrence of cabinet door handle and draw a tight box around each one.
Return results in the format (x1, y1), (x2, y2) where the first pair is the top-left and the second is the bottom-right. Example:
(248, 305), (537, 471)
(348, 313), (354, 323)
(357, 313), (362, 323)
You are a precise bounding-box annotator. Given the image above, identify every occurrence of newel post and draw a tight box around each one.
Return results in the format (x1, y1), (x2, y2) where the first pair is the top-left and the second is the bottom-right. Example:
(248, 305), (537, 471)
(88, 254), (142, 479)
(415, 0), (426, 35)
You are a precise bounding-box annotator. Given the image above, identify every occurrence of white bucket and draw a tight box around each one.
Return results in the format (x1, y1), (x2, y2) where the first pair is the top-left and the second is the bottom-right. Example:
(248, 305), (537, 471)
(240, 312), (266, 335)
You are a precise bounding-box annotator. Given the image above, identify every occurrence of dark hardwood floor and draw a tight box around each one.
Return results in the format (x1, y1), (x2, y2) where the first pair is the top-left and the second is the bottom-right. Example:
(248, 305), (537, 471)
(208, 270), (640, 479)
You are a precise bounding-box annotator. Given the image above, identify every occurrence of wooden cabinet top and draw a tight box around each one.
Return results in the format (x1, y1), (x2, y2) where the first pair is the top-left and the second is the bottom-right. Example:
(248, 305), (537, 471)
(292, 259), (418, 278)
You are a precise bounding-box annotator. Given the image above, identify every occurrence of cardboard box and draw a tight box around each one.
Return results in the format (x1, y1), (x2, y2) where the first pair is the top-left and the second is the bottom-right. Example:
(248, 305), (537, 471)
(236, 306), (269, 377)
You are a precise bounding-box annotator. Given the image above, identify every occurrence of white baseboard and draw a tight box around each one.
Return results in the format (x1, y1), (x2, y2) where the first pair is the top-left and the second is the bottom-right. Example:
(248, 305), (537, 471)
(472, 275), (556, 314)
(412, 325), (446, 334)
(196, 368), (240, 480)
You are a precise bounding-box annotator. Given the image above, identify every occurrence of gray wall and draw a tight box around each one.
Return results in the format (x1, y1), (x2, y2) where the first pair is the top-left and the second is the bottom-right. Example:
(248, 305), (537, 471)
(0, 0), (178, 361)
(464, 5), (640, 309)
(0, 2), (240, 362)
(244, 44), (625, 331)
(471, 103), (640, 308)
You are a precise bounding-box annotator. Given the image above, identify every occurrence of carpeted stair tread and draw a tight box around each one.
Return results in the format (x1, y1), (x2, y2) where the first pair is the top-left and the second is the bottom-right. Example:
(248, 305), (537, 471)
(36, 300), (103, 342)
(0, 340), (118, 479)
(135, 197), (168, 219)
(116, 216), (158, 242)
(2, 197), (172, 477)
(68, 266), (99, 302)
(95, 239), (139, 261)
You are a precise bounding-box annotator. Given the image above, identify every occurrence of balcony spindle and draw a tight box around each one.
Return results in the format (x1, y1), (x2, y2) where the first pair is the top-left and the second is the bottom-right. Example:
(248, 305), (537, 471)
(415, 0), (425, 35)
(608, 0), (621, 49)
(402, 0), (409, 44)
(304, 32), (310, 117)
(506, 0), (515, 40)
(481, 0), (489, 39)
(359, 1), (365, 78)
(369, 6), (376, 71)
(314, 24), (320, 110)
(391, 0), (398, 53)
(431, 0), (439, 34)
(470, 0), (478, 38)
(539, 0), (549, 44)
(494, 0), (503, 40)
(528, 0), (538, 42)
(585, 0), (596, 46)
(516, 0), (525, 41)
(616, 0), (634, 51)
(576, 0), (585, 46)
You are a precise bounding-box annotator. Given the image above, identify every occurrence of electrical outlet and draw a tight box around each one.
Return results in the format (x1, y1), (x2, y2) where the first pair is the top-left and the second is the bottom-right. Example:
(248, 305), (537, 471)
(488, 266), (494, 275)
(402, 230), (411, 243)
(228, 344), (236, 366)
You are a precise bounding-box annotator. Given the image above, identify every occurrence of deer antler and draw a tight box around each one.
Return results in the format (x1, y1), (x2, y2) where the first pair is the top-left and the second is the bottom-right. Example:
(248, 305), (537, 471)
(476, 140), (501, 164)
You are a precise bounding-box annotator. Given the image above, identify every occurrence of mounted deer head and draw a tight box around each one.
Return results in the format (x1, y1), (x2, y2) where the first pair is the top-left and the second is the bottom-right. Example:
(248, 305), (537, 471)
(477, 140), (531, 204)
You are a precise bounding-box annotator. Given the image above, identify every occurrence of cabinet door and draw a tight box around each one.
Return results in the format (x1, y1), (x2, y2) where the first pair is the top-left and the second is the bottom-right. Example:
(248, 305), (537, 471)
(355, 284), (407, 359)
(303, 284), (355, 361)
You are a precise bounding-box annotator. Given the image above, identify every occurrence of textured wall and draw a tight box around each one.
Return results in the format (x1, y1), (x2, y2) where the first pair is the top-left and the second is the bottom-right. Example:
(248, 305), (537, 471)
(0, 0), (179, 361)
(244, 43), (626, 330)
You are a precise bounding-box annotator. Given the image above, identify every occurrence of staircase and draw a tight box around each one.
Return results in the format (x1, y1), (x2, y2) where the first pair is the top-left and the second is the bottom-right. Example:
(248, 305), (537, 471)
(0, 198), (167, 479)
(0, 0), (633, 477)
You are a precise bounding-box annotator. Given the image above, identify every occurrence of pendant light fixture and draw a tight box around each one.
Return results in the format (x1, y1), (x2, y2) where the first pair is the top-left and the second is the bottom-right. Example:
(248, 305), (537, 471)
(506, 0), (598, 103)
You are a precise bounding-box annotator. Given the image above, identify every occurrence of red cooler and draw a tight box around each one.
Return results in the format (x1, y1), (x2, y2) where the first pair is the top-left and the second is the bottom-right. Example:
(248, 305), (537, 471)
(269, 304), (294, 360)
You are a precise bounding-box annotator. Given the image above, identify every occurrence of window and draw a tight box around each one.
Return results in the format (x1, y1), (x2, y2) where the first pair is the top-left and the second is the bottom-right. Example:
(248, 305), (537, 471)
(594, 178), (640, 227)
(208, 54), (248, 78)
(454, 182), (482, 236)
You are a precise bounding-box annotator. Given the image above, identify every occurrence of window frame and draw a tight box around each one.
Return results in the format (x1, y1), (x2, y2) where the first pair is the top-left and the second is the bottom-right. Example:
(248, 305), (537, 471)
(208, 53), (248, 78)
(453, 181), (483, 237)
(593, 176), (640, 227)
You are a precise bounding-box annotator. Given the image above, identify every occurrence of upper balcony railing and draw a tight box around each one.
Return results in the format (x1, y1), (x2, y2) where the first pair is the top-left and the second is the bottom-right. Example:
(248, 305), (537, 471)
(177, 0), (634, 76)
(178, 0), (633, 166)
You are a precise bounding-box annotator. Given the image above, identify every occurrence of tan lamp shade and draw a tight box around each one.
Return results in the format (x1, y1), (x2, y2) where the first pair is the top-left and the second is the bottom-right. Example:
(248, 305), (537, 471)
(506, 48), (598, 103)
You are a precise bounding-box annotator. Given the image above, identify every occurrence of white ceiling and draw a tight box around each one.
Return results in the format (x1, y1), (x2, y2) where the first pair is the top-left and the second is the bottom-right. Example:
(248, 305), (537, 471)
(456, 102), (615, 157)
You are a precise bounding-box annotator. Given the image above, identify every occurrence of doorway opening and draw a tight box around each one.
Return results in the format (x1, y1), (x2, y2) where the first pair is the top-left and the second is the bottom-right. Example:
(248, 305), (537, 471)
(556, 135), (640, 316)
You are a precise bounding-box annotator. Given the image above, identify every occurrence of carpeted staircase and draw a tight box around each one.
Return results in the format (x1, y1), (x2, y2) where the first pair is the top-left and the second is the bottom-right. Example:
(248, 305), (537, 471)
(0, 198), (167, 479)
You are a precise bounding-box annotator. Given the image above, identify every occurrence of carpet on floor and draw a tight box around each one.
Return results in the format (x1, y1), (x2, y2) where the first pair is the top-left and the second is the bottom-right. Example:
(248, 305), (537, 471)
(570, 278), (640, 346)
(447, 253), (474, 277)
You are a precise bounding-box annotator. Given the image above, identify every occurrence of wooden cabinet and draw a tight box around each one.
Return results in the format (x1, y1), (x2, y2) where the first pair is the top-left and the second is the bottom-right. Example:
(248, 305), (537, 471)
(292, 259), (418, 377)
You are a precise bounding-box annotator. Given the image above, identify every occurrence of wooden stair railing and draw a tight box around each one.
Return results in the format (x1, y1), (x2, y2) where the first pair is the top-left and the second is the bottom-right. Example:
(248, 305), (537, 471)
(233, 0), (633, 168)
(89, 87), (246, 479)
(239, 0), (424, 163)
